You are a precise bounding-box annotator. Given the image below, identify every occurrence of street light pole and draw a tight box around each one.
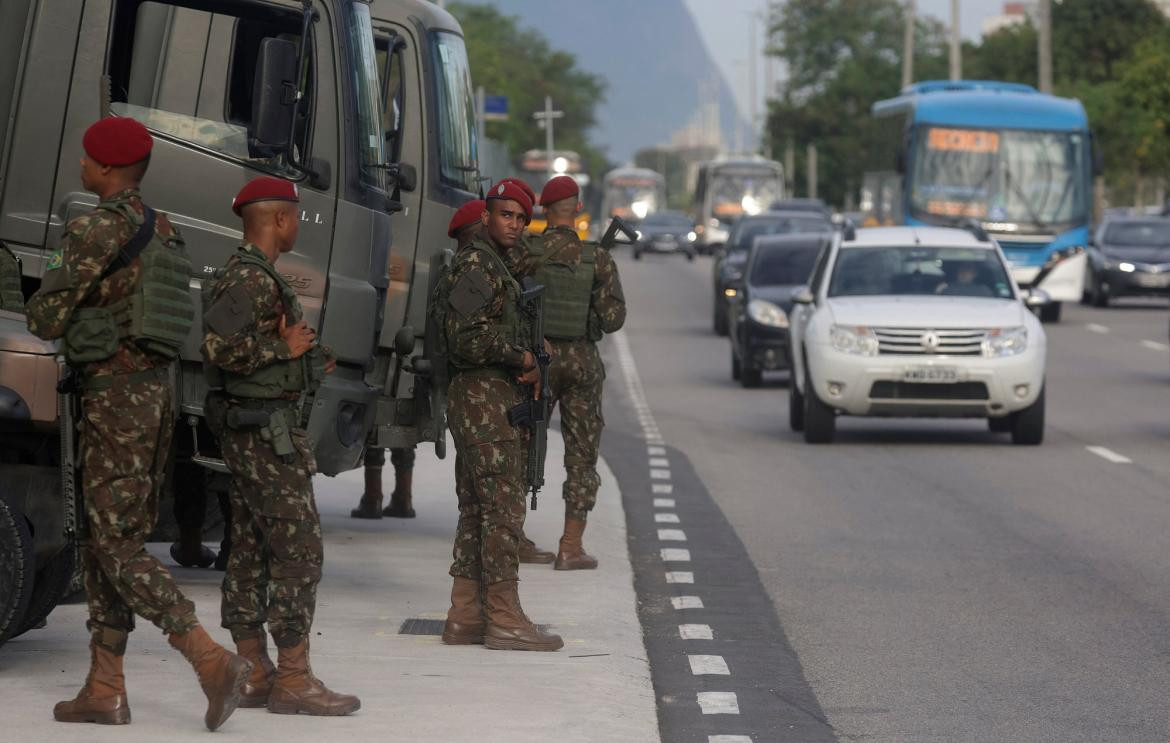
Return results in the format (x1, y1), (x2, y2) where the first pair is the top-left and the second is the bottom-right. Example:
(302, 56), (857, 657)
(902, 0), (915, 89)
(533, 95), (564, 182)
(949, 0), (961, 81)
(1038, 0), (1053, 93)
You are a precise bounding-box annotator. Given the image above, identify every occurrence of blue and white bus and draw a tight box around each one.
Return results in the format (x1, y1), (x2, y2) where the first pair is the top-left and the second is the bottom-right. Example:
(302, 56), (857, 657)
(867, 80), (1097, 322)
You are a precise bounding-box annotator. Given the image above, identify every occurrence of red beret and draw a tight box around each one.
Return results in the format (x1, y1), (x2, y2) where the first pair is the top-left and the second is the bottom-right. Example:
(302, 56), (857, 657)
(448, 199), (486, 238)
(82, 117), (153, 166)
(232, 176), (300, 217)
(540, 175), (579, 207)
(486, 181), (533, 222)
(499, 177), (537, 206)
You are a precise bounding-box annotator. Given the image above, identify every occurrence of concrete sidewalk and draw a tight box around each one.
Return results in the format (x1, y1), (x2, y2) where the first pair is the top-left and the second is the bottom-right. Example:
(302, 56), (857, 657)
(0, 431), (658, 742)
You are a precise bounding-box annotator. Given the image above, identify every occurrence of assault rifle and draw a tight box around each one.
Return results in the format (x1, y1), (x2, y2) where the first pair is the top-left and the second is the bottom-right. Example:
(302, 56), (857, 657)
(600, 215), (639, 250)
(507, 279), (550, 510)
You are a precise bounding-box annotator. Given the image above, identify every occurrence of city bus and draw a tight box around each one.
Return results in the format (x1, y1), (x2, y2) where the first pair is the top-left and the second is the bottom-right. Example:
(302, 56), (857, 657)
(868, 80), (1097, 322)
(600, 166), (666, 226)
(518, 149), (591, 240)
(691, 156), (785, 253)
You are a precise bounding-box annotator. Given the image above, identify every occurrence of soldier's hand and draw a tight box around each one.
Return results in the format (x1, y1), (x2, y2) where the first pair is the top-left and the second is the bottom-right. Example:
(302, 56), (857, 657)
(517, 366), (540, 387)
(543, 339), (553, 357)
(279, 314), (316, 359)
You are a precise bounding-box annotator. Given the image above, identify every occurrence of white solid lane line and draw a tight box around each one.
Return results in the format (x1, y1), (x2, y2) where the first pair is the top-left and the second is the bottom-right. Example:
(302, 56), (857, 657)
(680, 623), (714, 640)
(697, 692), (740, 715)
(660, 548), (690, 561)
(655, 513), (681, 523)
(1140, 339), (1169, 351)
(666, 571), (695, 584)
(1086, 323), (1110, 334)
(1086, 445), (1133, 464)
(688, 655), (731, 675)
(672, 596), (704, 609)
(658, 529), (687, 541)
(653, 498), (676, 508)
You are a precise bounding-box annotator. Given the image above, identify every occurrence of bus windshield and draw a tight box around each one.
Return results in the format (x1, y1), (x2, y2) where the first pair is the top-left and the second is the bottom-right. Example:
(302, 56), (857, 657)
(710, 167), (784, 224)
(910, 126), (1087, 233)
(605, 177), (664, 219)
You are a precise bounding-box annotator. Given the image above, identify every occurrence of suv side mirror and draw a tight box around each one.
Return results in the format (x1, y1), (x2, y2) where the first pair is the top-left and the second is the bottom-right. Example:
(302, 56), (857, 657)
(251, 38), (298, 153)
(792, 287), (815, 305)
(1023, 288), (1051, 307)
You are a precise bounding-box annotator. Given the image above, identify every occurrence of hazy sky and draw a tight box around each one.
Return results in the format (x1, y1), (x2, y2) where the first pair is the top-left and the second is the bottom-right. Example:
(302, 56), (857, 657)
(684, 0), (1003, 122)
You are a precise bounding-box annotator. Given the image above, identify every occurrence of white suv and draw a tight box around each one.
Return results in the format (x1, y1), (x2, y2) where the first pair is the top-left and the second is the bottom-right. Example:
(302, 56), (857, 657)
(789, 226), (1047, 445)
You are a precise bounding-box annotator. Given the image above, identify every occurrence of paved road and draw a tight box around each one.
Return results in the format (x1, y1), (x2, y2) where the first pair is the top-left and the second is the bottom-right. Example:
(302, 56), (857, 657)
(604, 250), (1170, 742)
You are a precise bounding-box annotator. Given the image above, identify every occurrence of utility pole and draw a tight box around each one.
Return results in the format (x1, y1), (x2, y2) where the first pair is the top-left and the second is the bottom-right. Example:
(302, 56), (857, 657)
(902, 0), (915, 89)
(785, 139), (795, 196)
(806, 143), (817, 199)
(949, 0), (961, 81)
(1037, 0), (1053, 93)
(747, 11), (758, 152)
(532, 95), (564, 181)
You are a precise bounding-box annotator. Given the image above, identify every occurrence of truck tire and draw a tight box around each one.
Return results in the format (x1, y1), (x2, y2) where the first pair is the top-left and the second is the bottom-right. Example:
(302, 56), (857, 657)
(12, 545), (75, 638)
(789, 384), (805, 432)
(803, 385), (836, 444)
(1010, 386), (1045, 446)
(1038, 302), (1062, 323)
(0, 499), (35, 646)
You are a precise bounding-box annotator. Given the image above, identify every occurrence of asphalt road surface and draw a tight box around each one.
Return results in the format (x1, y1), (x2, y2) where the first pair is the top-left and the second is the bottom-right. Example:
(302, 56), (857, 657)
(601, 249), (1170, 743)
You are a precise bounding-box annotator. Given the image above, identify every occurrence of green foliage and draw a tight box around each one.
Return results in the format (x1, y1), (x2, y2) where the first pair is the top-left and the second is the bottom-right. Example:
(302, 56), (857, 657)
(448, 3), (610, 182)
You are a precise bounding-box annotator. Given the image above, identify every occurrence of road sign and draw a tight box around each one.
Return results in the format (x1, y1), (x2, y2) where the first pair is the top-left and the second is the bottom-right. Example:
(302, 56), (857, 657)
(483, 95), (508, 121)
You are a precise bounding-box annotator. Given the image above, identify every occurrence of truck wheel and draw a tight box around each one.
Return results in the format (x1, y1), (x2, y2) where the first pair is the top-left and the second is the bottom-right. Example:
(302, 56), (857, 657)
(731, 348), (741, 381)
(789, 384), (805, 432)
(1038, 302), (1062, 323)
(12, 545), (76, 638)
(1010, 387), (1045, 445)
(803, 385), (836, 444)
(0, 499), (36, 646)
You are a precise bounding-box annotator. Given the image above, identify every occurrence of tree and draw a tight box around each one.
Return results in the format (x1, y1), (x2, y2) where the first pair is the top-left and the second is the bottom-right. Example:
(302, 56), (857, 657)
(448, 3), (610, 182)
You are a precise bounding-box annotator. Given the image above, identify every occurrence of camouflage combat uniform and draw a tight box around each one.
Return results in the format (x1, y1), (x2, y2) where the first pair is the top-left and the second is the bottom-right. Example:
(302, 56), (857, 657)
(445, 235), (531, 585)
(522, 225), (625, 521)
(25, 188), (198, 651)
(201, 243), (323, 649)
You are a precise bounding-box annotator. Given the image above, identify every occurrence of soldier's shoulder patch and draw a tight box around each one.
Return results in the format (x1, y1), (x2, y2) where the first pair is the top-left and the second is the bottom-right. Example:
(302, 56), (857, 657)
(448, 267), (493, 318)
(46, 248), (63, 271)
(204, 283), (254, 336)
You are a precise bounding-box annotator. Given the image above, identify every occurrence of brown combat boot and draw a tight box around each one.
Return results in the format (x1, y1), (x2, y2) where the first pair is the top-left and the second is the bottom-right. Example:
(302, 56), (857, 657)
(555, 517), (599, 571)
(382, 467), (415, 518)
(518, 531), (556, 564)
(483, 580), (564, 651)
(268, 639), (361, 716)
(235, 631), (277, 708)
(53, 641), (131, 725)
(350, 464), (384, 519)
(442, 577), (486, 645)
(168, 624), (252, 731)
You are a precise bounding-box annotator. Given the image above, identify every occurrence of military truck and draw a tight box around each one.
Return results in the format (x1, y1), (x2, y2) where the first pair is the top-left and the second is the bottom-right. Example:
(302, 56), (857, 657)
(0, 0), (478, 647)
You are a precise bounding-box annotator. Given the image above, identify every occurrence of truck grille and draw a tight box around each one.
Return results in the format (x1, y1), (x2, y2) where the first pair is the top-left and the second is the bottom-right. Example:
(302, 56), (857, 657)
(869, 381), (990, 400)
(872, 327), (987, 356)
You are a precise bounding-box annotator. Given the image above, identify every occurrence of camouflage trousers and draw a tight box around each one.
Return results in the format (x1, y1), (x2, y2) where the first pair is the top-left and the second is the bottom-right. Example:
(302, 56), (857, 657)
(80, 376), (197, 650)
(548, 339), (605, 522)
(447, 371), (526, 584)
(219, 411), (323, 648)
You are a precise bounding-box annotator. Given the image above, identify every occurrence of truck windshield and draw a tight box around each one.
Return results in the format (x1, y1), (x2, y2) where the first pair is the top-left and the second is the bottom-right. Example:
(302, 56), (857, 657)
(431, 32), (477, 191)
(829, 246), (1014, 299)
(347, 3), (388, 190)
(910, 126), (1087, 233)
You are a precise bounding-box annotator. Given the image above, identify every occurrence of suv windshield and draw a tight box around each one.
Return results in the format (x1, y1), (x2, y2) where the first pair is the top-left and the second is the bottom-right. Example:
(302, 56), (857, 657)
(1103, 221), (1170, 247)
(751, 244), (821, 286)
(347, 3), (388, 190)
(432, 32), (477, 191)
(730, 216), (831, 251)
(641, 213), (693, 230)
(829, 246), (1014, 299)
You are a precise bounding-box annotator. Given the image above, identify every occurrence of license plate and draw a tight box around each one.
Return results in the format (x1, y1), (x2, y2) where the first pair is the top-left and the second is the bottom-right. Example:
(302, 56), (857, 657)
(1137, 273), (1170, 288)
(903, 366), (958, 383)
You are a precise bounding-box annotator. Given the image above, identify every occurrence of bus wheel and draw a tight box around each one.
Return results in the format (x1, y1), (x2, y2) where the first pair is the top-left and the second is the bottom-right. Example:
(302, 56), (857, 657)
(0, 499), (36, 647)
(1038, 302), (1062, 323)
(12, 545), (76, 638)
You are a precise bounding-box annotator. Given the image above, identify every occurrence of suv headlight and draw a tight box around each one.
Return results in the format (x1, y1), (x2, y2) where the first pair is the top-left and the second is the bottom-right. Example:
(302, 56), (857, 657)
(982, 326), (1027, 357)
(830, 325), (878, 356)
(747, 299), (788, 327)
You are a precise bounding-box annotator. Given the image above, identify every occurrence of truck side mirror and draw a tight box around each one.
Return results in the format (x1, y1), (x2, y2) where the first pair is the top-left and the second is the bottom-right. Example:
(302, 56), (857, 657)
(394, 325), (416, 357)
(390, 162), (417, 193)
(251, 38), (298, 153)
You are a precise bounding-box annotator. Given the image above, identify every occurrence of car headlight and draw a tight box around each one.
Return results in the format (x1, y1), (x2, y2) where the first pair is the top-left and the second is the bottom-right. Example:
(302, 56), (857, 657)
(982, 326), (1027, 357)
(687, 231), (697, 242)
(830, 325), (878, 356)
(1119, 261), (1136, 273)
(635, 230), (643, 241)
(748, 299), (788, 327)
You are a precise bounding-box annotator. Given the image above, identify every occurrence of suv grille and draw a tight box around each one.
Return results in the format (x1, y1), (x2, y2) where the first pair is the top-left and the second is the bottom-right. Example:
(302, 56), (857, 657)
(869, 381), (990, 400)
(872, 327), (987, 356)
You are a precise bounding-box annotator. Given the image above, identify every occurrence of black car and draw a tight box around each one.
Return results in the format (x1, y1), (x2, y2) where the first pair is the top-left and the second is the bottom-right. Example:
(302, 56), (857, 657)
(728, 233), (829, 387)
(768, 198), (831, 218)
(1085, 216), (1170, 306)
(712, 211), (833, 335)
(633, 211), (697, 260)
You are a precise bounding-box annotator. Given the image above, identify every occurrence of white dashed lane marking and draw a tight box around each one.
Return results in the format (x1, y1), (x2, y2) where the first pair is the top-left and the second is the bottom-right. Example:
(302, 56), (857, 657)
(665, 571), (694, 584)
(647, 446), (667, 456)
(652, 483), (674, 494)
(1086, 445), (1133, 464)
(658, 529), (687, 541)
(651, 469), (672, 479)
(679, 624), (714, 640)
(655, 513), (681, 523)
(653, 498), (676, 508)
(689, 655), (731, 675)
(709, 736), (753, 743)
(660, 548), (690, 561)
(1140, 339), (1169, 352)
(649, 457), (670, 467)
(697, 692), (740, 715)
(1085, 323), (1110, 334)
(672, 596), (704, 610)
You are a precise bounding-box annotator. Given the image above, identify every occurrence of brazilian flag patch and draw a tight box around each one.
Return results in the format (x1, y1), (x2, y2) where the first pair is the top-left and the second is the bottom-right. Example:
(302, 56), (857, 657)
(46, 249), (63, 271)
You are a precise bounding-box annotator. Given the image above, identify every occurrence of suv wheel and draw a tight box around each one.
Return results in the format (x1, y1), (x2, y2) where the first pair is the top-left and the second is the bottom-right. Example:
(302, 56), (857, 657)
(731, 347), (741, 381)
(803, 384), (836, 444)
(1038, 302), (1062, 323)
(1010, 386), (1045, 445)
(714, 302), (728, 336)
(988, 416), (1012, 433)
(789, 382), (805, 432)
(740, 362), (762, 388)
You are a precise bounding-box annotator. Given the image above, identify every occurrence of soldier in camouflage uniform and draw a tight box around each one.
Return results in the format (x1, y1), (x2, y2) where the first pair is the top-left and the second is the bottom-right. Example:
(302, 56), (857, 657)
(529, 176), (626, 570)
(202, 176), (359, 715)
(26, 117), (250, 731)
(440, 182), (563, 651)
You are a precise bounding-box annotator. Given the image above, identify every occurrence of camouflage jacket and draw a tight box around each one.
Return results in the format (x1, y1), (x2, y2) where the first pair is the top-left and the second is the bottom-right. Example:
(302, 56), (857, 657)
(445, 235), (528, 370)
(527, 225), (626, 335)
(201, 243), (296, 376)
(26, 188), (179, 376)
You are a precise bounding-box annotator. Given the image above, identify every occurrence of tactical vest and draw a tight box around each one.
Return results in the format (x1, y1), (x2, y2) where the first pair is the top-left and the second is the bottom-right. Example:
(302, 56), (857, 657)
(203, 247), (325, 400)
(0, 241), (24, 313)
(442, 240), (523, 372)
(62, 199), (195, 364)
(530, 236), (595, 340)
